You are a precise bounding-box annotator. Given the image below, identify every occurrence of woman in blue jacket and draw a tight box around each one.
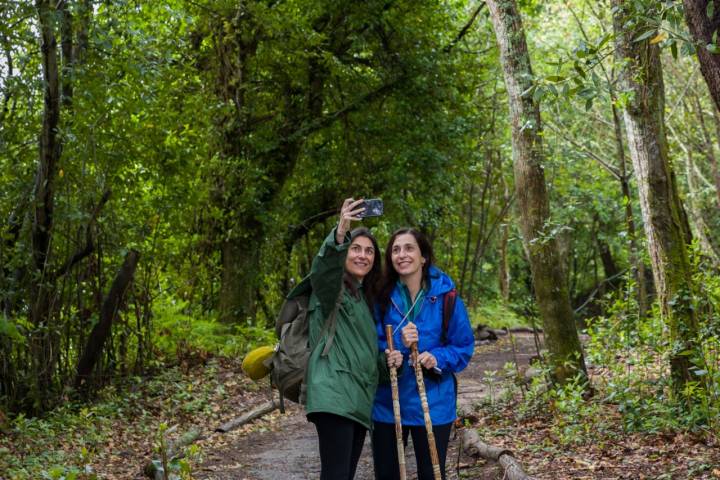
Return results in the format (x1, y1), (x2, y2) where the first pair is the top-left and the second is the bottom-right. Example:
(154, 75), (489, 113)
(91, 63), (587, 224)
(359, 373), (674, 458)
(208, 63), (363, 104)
(372, 228), (474, 480)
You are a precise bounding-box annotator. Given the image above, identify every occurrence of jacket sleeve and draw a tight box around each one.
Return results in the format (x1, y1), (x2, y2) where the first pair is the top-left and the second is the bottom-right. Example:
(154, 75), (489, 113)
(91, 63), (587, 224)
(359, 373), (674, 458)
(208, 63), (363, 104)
(310, 227), (350, 319)
(429, 296), (474, 373)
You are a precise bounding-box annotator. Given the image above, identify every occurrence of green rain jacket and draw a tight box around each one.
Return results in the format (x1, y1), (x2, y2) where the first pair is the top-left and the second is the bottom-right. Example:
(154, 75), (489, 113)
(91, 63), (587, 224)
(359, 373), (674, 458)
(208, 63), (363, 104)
(304, 229), (386, 430)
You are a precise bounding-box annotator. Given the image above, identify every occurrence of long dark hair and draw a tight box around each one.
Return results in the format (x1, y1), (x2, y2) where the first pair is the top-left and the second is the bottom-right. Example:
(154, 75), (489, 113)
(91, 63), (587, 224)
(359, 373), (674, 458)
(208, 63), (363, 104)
(343, 227), (382, 308)
(378, 228), (435, 319)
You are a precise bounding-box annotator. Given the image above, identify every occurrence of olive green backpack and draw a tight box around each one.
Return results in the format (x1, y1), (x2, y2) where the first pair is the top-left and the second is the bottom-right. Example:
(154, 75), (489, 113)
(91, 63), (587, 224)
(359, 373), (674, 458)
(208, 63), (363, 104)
(268, 276), (339, 412)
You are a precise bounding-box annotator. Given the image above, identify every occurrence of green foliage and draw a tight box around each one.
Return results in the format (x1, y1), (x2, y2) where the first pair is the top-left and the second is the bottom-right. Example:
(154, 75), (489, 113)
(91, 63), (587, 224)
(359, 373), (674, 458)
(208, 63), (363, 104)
(153, 296), (275, 359)
(585, 263), (720, 433)
(468, 300), (530, 329)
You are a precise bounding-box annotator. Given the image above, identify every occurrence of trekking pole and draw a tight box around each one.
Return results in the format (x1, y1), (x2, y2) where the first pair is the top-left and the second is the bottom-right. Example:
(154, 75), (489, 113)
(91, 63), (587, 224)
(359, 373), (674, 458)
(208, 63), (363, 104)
(385, 325), (407, 480)
(411, 342), (442, 480)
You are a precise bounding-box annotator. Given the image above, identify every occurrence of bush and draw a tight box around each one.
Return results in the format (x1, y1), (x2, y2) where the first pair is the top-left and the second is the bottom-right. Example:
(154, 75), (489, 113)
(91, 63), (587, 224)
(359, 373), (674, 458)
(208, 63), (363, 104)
(153, 296), (275, 360)
(468, 299), (531, 330)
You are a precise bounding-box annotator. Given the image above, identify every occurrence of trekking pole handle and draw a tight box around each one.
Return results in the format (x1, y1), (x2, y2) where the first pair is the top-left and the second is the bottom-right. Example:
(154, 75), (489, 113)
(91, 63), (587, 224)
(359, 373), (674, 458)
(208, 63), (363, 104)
(386, 325), (396, 351)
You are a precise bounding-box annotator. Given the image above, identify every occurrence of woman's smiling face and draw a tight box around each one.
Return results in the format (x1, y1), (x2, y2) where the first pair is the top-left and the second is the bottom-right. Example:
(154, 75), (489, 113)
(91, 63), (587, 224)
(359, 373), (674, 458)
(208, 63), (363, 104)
(390, 233), (424, 278)
(345, 235), (376, 280)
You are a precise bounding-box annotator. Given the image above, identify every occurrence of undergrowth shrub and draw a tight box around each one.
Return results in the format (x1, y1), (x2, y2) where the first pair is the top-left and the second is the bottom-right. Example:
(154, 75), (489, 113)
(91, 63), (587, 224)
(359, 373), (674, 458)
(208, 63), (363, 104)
(153, 296), (275, 359)
(503, 255), (720, 447)
(469, 299), (530, 329)
(583, 256), (720, 434)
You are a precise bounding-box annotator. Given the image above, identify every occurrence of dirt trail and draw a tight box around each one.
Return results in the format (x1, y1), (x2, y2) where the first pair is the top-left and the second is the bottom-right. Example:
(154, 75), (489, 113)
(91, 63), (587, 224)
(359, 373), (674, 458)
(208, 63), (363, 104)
(196, 333), (540, 480)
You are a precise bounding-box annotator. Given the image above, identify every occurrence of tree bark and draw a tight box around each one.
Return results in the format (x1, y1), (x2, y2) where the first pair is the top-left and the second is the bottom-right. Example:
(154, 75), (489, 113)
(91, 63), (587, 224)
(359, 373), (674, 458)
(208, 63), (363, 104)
(75, 250), (140, 389)
(215, 399), (279, 433)
(30, 0), (64, 409)
(498, 176), (511, 303)
(612, 102), (648, 315)
(613, 0), (700, 391)
(693, 93), (720, 209)
(459, 182), (475, 298)
(218, 234), (261, 322)
(462, 429), (534, 480)
(486, 0), (587, 385)
(685, 150), (720, 265)
(682, 0), (720, 112)
(75, 0), (92, 63)
(59, 0), (73, 108)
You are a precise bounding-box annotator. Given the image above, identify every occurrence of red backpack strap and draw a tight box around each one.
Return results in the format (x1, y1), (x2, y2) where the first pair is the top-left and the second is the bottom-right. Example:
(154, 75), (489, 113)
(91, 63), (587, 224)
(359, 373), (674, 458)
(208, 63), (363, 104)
(441, 288), (457, 345)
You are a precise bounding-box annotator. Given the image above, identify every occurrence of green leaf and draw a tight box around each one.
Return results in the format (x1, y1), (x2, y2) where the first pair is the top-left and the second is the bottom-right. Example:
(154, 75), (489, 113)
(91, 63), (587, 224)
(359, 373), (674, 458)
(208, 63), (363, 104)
(597, 33), (612, 50)
(532, 85), (545, 102)
(573, 61), (586, 79)
(546, 75), (565, 82)
(706, 43), (720, 54)
(634, 29), (658, 43)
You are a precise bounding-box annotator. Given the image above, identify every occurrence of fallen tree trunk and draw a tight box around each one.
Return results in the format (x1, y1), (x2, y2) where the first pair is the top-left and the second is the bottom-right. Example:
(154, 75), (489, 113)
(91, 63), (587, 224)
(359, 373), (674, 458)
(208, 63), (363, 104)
(507, 327), (542, 334)
(215, 399), (279, 433)
(462, 429), (534, 480)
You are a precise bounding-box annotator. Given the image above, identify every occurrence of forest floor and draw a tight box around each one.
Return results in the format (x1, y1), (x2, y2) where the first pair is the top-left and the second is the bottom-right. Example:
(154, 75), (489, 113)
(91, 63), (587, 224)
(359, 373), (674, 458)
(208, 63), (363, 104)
(2, 333), (720, 479)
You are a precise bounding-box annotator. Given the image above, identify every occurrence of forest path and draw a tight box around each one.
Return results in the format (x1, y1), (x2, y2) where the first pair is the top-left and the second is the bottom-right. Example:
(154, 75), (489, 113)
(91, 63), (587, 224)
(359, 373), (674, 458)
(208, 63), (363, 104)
(196, 332), (540, 480)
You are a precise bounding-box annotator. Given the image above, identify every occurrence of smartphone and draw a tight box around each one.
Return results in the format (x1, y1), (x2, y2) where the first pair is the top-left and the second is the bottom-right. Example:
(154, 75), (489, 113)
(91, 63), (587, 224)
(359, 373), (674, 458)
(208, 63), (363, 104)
(358, 198), (383, 217)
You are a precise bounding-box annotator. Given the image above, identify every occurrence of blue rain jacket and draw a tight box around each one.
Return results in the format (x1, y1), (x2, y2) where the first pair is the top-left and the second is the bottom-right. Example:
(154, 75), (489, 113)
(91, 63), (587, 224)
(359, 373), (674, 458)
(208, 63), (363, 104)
(372, 266), (474, 426)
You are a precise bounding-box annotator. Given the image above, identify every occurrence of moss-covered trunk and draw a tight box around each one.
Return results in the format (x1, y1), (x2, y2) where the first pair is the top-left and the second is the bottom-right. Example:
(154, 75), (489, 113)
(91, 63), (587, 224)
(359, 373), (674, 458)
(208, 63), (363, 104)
(486, 0), (587, 385)
(613, 0), (699, 391)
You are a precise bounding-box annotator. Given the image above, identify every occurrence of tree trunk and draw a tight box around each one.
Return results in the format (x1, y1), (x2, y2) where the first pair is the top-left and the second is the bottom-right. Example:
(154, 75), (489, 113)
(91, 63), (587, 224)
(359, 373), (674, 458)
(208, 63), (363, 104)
(596, 237), (619, 280)
(218, 234), (261, 322)
(682, 0), (720, 112)
(30, 0), (63, 409)
(459, 182), (475, 298)
(75, 0), (92, 63)
(75, 250), (140, 389)
(59, 1), (73, 108)
(462, 429), (534, 480)
(613, 0), (700, 391)
(612, 102), (648, 315)
(498, 176), (511, 303)
(685, 150), (720, 265)
(693, 93), (720, 209)
(486, 0), (587, 385)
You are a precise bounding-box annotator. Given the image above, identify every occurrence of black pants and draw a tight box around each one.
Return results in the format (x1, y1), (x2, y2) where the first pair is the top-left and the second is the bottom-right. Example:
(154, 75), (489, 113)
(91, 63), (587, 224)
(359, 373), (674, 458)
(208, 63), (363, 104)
(308, 412), (367, 480)
(372, 421), (453, 480)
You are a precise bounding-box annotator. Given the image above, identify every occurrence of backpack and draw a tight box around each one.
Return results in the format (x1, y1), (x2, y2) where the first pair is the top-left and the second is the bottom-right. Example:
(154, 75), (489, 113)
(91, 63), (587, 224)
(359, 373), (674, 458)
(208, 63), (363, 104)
(267, 276), (339, 413)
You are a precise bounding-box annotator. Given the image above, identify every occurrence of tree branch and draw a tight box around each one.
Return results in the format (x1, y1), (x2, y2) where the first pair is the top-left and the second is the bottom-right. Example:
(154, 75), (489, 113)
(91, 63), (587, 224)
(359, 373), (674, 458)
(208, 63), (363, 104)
(545, 121), (622, 180)
(444, 3), (486, 53)
(52, 190), (111, 280)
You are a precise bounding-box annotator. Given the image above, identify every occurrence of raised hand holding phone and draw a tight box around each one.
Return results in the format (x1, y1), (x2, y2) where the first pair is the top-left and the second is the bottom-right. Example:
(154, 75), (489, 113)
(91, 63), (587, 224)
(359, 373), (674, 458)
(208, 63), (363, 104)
(357, 198), (384, 217)
(336, 198), (366, 244)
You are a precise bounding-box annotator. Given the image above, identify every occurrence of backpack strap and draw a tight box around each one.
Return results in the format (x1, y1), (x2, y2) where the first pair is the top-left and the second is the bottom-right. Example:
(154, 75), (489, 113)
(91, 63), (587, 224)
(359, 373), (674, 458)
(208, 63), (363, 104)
(441, 288), (457, 345)
(441, 288), (459, 402)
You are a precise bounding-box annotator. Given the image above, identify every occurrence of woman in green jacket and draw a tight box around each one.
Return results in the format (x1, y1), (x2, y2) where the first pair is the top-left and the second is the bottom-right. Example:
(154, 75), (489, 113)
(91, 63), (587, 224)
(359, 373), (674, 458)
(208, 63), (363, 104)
(304, 198), (399, 480)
